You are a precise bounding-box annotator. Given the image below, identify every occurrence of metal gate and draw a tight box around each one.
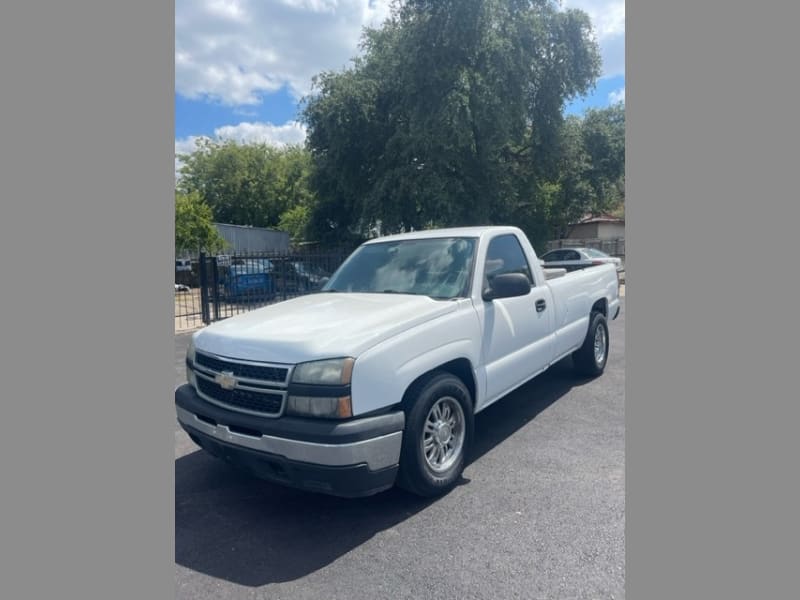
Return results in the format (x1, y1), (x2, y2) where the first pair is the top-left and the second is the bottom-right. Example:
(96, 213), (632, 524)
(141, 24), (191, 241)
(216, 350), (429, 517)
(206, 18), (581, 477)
(194, 249), (351, 326)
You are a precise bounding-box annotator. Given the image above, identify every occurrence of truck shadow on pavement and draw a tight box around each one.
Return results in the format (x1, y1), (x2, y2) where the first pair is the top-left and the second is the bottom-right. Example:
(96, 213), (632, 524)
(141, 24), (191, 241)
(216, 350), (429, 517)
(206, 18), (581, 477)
(175, 356), (592, 587)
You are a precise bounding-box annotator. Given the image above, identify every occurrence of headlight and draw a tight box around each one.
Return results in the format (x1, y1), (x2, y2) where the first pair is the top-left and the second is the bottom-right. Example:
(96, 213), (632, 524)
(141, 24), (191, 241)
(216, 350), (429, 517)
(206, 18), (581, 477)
(287, 357), (354, 418)
(186, 338), (197, 388)
(286, 395), (352, 419)
(291, 358), (354, 385)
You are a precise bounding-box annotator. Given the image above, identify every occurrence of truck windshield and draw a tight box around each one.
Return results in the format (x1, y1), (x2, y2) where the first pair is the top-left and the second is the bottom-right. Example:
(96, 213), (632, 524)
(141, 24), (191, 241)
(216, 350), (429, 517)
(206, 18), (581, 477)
(323, 237), (477, 299)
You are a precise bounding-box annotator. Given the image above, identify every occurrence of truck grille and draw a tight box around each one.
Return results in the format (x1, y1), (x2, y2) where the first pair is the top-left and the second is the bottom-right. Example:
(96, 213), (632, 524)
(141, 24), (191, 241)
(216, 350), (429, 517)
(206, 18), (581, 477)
(195, 352), (289, 384)
(191, 351), (291, 417)
(196, 378), (284, 416)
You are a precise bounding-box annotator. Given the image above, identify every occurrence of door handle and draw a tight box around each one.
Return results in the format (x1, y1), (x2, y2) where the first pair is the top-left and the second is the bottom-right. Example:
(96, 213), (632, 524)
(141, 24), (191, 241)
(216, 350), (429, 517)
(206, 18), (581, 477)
(535, 299), (546, 312)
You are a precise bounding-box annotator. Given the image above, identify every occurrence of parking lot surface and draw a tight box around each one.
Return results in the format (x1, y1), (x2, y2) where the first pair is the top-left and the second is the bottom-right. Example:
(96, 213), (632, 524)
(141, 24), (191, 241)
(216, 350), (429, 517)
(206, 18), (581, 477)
(175, 300), (625, 599)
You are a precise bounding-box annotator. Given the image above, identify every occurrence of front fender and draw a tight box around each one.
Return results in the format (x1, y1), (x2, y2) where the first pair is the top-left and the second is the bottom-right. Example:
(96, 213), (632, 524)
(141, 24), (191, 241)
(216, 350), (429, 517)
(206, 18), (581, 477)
(349, 303), (482, 415)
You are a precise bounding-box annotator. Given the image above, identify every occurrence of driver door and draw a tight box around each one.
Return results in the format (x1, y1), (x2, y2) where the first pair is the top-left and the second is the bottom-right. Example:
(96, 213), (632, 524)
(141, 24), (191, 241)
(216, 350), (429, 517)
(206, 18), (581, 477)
(474, 234), (555, 409)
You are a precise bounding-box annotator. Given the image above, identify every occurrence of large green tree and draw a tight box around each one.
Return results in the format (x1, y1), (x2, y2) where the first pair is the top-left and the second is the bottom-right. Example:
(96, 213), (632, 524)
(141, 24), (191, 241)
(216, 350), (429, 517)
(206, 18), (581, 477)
(545, 102), (626, 239)
(303, 0), (601, 248)
(175, 191), (227, 254)
(177, 140), (315, 232)
(580, 102), (625, 215)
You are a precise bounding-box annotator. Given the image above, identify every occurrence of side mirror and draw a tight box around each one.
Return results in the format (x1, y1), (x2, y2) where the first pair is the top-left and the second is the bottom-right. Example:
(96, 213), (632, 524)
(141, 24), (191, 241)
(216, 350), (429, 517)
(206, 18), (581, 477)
(482, 273), (531, 301)
(317, 277), (330, 290)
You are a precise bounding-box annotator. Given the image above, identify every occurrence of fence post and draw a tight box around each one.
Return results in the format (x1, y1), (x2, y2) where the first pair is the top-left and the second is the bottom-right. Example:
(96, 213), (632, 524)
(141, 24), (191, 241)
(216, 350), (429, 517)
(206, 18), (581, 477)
(280, 256), (287, 301)
(198, 252), (210, 324)
(211, 256), (220, 322)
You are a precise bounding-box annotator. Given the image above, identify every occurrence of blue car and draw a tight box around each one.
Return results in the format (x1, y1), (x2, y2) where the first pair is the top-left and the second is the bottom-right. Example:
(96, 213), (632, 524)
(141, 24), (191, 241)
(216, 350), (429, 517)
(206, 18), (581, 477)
(221, 259), (276, 301)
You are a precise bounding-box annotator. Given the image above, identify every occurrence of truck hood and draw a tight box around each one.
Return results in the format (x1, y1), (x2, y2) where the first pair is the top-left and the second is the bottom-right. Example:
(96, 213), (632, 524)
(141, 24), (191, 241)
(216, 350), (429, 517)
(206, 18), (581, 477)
(194, 292), (459, 364)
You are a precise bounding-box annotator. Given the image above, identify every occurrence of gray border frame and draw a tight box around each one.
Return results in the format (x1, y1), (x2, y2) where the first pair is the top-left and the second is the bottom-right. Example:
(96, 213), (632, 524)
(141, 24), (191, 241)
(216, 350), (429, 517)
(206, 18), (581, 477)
(628, 2), (799, 598)
(1, 1), (173, 598)
(2, 0), (799, 598)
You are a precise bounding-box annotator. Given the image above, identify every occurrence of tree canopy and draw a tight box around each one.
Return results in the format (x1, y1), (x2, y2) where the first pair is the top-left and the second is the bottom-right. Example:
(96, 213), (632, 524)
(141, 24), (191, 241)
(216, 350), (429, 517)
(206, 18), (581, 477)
(174, 191), (227, 254)
(174, 1), (625, 250)
(302, 0), (604, 248)
(548, 102), (625, 238)
(177, 140), (314, 233)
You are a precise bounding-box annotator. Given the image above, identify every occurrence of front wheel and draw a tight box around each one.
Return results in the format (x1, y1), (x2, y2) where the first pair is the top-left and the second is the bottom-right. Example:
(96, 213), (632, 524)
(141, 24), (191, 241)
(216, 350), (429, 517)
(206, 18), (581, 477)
(397, 372), (474, 497)
(572, 311), (609, 377)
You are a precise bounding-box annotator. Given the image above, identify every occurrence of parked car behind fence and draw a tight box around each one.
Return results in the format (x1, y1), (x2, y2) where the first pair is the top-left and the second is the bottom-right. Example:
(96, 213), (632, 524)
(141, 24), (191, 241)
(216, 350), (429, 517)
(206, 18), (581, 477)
(540, 247), (623, 275)
(220, 259), (276, 301)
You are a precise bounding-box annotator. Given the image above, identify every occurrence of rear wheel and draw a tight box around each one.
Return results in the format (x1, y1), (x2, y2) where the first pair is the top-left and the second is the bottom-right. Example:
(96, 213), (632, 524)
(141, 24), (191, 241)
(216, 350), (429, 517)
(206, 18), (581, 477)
(397, 372), (474, 497)
(572, 311), (609, 376)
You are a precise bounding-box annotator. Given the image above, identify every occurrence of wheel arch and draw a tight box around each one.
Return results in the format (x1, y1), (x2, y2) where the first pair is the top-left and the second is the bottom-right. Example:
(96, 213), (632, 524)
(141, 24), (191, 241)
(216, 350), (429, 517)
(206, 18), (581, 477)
(591, 297), (608, 317)
(400, 358), (477, 412)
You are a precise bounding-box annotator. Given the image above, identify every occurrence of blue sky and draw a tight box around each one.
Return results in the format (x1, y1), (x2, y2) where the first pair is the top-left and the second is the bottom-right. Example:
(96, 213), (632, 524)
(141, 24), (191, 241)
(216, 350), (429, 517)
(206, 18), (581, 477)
(175, 1), (624, 158)
(175, 87), (300, 140)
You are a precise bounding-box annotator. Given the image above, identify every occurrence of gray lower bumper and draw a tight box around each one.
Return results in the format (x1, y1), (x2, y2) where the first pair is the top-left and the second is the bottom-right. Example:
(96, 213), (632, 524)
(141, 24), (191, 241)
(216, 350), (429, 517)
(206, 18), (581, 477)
(176, 406), (403, 472)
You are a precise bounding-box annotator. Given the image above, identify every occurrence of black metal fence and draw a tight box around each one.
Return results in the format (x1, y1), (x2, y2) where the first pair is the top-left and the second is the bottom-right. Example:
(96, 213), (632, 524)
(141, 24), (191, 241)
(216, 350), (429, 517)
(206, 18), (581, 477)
(175, 249), (353, 331)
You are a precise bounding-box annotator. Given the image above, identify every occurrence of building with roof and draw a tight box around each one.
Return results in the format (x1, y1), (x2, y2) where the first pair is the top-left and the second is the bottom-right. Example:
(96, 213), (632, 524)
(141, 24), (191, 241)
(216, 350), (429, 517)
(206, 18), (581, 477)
(566, 213), (625, 240)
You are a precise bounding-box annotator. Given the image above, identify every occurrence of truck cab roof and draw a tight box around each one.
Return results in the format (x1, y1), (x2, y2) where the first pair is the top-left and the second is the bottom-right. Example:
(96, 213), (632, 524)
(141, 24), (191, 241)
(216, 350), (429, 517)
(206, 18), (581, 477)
(362, 226), (523, 244)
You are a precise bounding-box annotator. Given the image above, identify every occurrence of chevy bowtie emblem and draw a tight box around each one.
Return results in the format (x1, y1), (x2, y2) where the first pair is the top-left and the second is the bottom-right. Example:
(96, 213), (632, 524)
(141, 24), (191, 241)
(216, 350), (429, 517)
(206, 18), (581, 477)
(215, 371), (237, 390)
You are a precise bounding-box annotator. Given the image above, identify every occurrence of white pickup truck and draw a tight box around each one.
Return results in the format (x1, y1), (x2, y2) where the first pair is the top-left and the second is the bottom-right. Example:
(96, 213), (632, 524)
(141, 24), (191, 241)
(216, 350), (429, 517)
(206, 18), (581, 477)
(176, 226), (620, 497)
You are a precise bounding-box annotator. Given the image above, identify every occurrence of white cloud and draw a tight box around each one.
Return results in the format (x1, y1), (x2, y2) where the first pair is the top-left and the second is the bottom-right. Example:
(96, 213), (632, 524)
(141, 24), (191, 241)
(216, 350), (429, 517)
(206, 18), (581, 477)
(562, 0), (625, 78)
(176, 1), (619, 106)
(175, 136), (201, 158)
(205, 0), (248, 22)
(176, 0), (393, 105)
(213, 120), (307, 145)
(608, 87), (625, 104)
(175, 120), (308, 177)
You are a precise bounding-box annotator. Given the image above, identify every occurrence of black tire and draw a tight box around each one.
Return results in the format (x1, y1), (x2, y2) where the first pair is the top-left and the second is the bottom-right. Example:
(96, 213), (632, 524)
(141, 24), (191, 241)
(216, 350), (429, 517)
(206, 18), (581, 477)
(572, 311), (609, 377)
(397, 372), (474, 497)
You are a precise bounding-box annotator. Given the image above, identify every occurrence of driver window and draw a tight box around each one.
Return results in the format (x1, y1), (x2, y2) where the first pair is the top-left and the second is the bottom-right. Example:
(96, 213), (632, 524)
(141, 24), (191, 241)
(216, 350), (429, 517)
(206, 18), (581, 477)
(483, 234), (535, 291)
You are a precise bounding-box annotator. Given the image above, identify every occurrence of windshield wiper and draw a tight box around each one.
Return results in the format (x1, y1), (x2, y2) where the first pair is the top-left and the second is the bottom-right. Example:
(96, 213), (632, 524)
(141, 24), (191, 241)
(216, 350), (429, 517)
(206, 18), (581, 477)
(380, 290), (458, 300)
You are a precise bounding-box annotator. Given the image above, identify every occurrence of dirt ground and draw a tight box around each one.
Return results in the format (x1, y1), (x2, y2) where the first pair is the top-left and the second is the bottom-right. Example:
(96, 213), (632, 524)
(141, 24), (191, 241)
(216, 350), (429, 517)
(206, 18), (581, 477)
(174, 289), (204, 332)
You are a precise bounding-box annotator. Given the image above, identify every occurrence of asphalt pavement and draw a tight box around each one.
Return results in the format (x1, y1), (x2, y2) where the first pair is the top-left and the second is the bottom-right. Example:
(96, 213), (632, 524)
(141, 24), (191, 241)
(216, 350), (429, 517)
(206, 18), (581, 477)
(174, 299), (625, 599)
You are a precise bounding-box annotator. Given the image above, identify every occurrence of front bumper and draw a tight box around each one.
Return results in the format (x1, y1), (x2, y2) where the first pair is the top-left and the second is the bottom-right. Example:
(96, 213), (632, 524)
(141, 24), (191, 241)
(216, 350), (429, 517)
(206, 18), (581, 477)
(175, 384), (404, 497)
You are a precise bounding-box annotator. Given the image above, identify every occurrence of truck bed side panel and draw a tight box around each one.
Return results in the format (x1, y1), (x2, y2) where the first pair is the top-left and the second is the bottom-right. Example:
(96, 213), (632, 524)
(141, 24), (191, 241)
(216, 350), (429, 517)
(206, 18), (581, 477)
(547, 265), (619, 359)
